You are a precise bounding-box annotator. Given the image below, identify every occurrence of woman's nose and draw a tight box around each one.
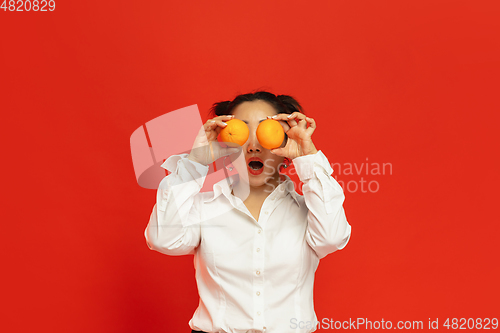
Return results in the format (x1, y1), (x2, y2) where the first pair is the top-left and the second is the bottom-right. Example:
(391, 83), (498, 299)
(246, 133), (262, 153)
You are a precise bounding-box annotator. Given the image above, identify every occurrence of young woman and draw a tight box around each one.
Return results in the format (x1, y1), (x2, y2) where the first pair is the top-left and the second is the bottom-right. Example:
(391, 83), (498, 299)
(145, 91), (351, 333)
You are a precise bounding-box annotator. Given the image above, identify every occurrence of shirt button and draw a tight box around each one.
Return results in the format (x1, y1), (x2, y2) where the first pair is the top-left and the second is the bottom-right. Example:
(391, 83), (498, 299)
(264, 211), (268, 215)
(258, 229), (262, 233)
(256, 271), (260, 275)
(256, 291), (260, 296)
(256, 248), (260, 252)
(257, 311), (261, 315)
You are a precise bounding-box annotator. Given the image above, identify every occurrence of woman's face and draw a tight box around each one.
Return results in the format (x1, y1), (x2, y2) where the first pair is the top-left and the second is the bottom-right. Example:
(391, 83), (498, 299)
(229, 100), (286, 190)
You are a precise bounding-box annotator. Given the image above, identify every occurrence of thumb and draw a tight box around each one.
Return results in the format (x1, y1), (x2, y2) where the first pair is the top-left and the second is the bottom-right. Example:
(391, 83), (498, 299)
(223, 147), (241, 156)
(270, 148), (284, 156)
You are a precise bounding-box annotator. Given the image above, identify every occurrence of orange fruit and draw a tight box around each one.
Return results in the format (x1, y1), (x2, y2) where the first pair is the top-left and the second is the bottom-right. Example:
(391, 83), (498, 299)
(219, 119), (249, 147)
(256, 119), (285, 150)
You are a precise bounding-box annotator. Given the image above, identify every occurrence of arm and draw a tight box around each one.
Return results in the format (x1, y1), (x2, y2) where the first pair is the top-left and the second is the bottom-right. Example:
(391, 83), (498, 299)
(293, 150), (351, 259)
(144, 153), (209, 256)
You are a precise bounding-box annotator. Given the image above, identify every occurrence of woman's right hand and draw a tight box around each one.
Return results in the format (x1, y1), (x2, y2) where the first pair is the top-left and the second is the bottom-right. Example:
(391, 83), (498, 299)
(187, 115), (241, 166)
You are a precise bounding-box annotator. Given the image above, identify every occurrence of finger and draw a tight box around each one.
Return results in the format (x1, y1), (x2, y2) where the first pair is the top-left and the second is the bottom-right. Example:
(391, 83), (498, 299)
(268, 112), (302, 122)
(214, 115), (235, 120)
(203, 121), (228, 140)
(203, 122), (216, 136)
(265, 115), (291, 132)
(292, 113), (314, 130)
(286, 112), (307, 128)
(286, 112), (306, 120)
(205, 115), (234, 127)
(286, 114), (301, 128)
(205, 119), (228, 129)
(271, 113), (299, 127)
(297, 117), (308, 129)
(305, 116), (317, 136)
(267, 113), (289, 120)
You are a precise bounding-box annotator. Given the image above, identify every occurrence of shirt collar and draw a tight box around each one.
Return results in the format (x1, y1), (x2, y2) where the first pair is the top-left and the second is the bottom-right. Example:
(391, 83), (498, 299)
(203, 173), (301, 207)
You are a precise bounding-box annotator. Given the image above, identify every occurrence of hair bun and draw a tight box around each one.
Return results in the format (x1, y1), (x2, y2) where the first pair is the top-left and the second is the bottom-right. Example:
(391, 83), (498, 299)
(277, 94), (303, 113)
(210, 100), (231, 116)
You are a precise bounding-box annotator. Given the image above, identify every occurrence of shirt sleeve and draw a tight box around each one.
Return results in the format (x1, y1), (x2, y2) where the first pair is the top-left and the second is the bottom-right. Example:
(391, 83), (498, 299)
(293, 150), (352, 259)
(144, 153), (209, 256)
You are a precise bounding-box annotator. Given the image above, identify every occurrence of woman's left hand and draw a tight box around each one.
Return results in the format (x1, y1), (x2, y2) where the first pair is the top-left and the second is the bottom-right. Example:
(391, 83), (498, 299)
(267, 112), (319, 159)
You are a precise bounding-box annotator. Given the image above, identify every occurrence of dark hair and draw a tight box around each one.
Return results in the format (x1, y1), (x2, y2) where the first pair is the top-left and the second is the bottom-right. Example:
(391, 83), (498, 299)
(209, 91), (304, 117)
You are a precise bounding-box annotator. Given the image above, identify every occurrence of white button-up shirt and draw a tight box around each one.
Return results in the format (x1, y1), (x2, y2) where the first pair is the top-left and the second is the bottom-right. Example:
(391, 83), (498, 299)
(145, 150), (351, 333)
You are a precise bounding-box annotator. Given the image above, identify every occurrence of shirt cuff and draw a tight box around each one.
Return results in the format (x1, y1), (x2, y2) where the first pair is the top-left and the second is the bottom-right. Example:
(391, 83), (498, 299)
(293, 150), (334, 181)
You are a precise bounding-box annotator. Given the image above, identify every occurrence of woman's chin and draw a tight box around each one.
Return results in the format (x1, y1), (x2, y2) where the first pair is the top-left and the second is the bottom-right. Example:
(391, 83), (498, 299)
(249, 173), (279, 189)
(234, 165), (278, 187)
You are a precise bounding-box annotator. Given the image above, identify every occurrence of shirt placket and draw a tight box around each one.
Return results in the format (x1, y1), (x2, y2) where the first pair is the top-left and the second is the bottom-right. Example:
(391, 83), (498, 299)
(251, 189), (281, 332)
(252, 220), (265, 329)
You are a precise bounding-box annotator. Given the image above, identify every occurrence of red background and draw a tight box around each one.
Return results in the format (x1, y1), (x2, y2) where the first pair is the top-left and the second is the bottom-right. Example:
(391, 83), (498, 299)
(2, 1), (499, 332)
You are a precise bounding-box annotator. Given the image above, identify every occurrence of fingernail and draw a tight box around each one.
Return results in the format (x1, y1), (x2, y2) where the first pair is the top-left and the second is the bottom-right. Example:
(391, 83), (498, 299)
(222, 122), (227, 126)
(287, 114), (292, 118)
(272, 115), (277, 119)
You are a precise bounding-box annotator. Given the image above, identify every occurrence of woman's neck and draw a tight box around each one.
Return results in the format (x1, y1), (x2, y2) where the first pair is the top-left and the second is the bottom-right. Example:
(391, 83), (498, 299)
(231, 174), (285, 201)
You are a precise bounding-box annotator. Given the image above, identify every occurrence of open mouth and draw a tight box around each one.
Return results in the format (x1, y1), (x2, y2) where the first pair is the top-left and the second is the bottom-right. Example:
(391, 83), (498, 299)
(247, 157), (264, 175)
(248, 161), (263, 170)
